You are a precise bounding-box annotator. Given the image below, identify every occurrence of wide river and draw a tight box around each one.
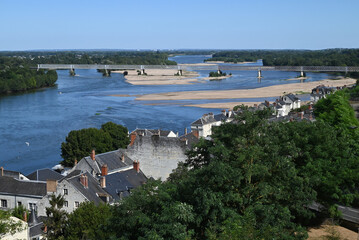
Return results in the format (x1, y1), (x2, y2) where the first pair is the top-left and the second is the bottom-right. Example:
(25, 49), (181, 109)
(0, 55), (332, 174)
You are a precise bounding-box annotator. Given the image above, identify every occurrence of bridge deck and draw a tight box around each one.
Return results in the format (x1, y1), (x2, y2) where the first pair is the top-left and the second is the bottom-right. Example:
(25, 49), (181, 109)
(37, 64), (359, 72)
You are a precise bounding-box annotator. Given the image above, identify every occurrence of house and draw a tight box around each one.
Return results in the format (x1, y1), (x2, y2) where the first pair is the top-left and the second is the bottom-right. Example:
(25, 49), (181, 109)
(26, 168), (63, 182)
(102, 162), (147, 201)
(0, 173), (47, 211)
(72, 149), (134, 177)
(0, 167), (29, 181)
(126, 132), (187, 180)
(310, 85), (335, 103)
(1, 216), (29, 240)
(179, 131), (200, 149)
(36, 170), (112, 216)
(282, 94), (301, 109)
(190, 110), (235, 137)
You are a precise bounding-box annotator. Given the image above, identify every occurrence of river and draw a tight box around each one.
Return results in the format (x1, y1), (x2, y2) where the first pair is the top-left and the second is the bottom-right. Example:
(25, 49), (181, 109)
(0, 55), (332, 174)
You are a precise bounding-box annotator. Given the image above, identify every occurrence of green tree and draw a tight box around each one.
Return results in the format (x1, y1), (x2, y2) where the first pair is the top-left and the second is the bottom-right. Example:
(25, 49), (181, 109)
(64, 202), (112, 240)
(314, 90), (359, 130)
(0, 210), (23, 237)
(60, 122), (129, 167)
(45, 194), (68, 240)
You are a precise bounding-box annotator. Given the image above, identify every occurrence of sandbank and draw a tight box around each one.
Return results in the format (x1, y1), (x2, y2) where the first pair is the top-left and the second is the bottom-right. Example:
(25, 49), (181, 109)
(133, 78), (356, 101)
(113, 69), (202, 85)
(205, 61), (256, 64)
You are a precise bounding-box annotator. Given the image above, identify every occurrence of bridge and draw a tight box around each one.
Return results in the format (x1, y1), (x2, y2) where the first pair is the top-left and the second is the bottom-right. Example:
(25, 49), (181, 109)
(37, 64), (359, 77)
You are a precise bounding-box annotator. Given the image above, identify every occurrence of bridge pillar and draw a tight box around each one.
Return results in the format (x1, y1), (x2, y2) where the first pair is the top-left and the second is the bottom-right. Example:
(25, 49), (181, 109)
(177, 69), (183, 76)
(257, 69), (262, 78)
(69, 67), (75, 76)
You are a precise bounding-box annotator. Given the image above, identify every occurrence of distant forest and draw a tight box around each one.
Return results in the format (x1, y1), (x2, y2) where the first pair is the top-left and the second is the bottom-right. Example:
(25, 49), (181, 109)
(206, 49), (359, 66)
(0, 51), (177, 65)
(0, 51), (177, 94)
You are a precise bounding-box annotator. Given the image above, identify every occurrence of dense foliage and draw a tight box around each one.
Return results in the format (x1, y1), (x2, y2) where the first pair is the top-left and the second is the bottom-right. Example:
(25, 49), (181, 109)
(60, 122), (130, 167)
(208, 71), (227, 77)
(206, 49), (359, 66)
(45, 194), (68, 240)
(54, 104), (359, 239)
(0, 210), (23, 237)
(0, 66), (57, 94)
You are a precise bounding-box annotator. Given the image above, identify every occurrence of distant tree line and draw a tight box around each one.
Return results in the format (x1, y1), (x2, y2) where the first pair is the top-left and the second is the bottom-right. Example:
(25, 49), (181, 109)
(206, 49), (359, 66)
(0, 51), (177, 66)
(0, 57), (57, 94)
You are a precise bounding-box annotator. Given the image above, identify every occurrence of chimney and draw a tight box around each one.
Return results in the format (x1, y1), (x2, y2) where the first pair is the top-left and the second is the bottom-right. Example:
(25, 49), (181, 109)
(121, 154), (125, 162)
(90, 149), (95, 161)
(130, 132), (137, 146)
(23, 211), (27, 222)
(43, 225), (47, 233)
(74, 159), (78, 166)
(184, 128), (188, 135)
(301, 112), (304, 119)
(133, 161), (140, 173)
(308, 104), (312, 110)
(46, 180), (58, 193)
(101, 164), (108, 176)
(100, 177), (106, 188)
(316, 88), (319, 94)
(228, 110), (233, 117)
(221, 109), (226, 116)
(192, 130), (199, 139)
(0, 167), (3, 176)
(80, 174), (88, 188)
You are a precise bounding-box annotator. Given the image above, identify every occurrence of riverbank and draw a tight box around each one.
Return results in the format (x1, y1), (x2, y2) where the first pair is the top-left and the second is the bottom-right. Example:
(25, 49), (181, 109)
(129, 78), (356, 101)
(184, 102), (261, 109)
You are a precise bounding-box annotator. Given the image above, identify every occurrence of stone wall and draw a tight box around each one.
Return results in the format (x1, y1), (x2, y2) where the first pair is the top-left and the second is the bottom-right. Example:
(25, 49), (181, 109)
(126, 135), (187, 180)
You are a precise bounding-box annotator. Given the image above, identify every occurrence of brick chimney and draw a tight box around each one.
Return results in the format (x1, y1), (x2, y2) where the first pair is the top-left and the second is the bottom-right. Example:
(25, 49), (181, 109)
(184, 128), (187, 135)
(0, 167), (3, 176)
(46, 180), (58, 193)
(80, 174), (88, 188)
(101, 164), (108, 176)
(43, 225), (47, 233)
(74, 159), (78, 166)
(192, 130), (199, 139)
(221, 109), (226, 116)
(133, 161), (140, 173)
(100, 177), (106, 188)
(90, 149), (95, 161)
(129, 132), (137, 146)
(23, 211), (27, 222)
(121, 154), (125, 162)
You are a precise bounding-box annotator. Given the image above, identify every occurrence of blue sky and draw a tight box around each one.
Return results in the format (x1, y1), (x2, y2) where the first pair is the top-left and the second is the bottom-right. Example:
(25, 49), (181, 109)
(1, 0), (358, 50)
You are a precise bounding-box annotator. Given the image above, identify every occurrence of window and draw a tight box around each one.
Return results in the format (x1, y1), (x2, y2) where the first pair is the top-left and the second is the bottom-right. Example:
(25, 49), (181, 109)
(29, 203), (37, 211)
(75, 201), (79, 208)
(1, 199), (7, 208)
(17, 201), (22, 207)
(63, 189), (68, 195)
(64, 201), (68, 207)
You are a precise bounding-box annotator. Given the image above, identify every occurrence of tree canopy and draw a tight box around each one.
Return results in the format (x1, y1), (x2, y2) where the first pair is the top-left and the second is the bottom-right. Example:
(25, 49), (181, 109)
(60, 122), (130, 167)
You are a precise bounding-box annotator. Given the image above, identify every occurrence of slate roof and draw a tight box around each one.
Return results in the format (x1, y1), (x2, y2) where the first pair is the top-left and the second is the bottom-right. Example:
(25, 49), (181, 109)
(29, 222), (44, 239)
(26, 168), (63, 181)
(75, 149), (134, 175)
(2, 169), (22, 180)
(131, 129), (172, 137)
(286, 94), (299, 102)
(192, 113), (230, 126)
(65, 171), (111, 204)
(104, 169), (147, 201)
(0, 176), (46, 197)
(180, 132), (200, 149)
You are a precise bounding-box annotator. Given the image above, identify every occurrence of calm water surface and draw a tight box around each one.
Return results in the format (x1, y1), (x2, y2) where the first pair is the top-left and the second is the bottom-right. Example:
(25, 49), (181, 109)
(0, 55), (332, 174)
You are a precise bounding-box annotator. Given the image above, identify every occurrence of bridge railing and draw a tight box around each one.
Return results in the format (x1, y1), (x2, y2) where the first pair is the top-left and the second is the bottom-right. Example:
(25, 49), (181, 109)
(37, 64), (359, 72)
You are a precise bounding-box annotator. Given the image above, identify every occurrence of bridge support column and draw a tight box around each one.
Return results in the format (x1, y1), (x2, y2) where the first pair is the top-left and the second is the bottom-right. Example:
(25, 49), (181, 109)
(103, 66), (110, 77)
(141, 69), (146, 75)
(300, 71), (304, 77)
(177, 69), (183, 76)
(69, 68), (75, 76)
(257, 69), (262, 78)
